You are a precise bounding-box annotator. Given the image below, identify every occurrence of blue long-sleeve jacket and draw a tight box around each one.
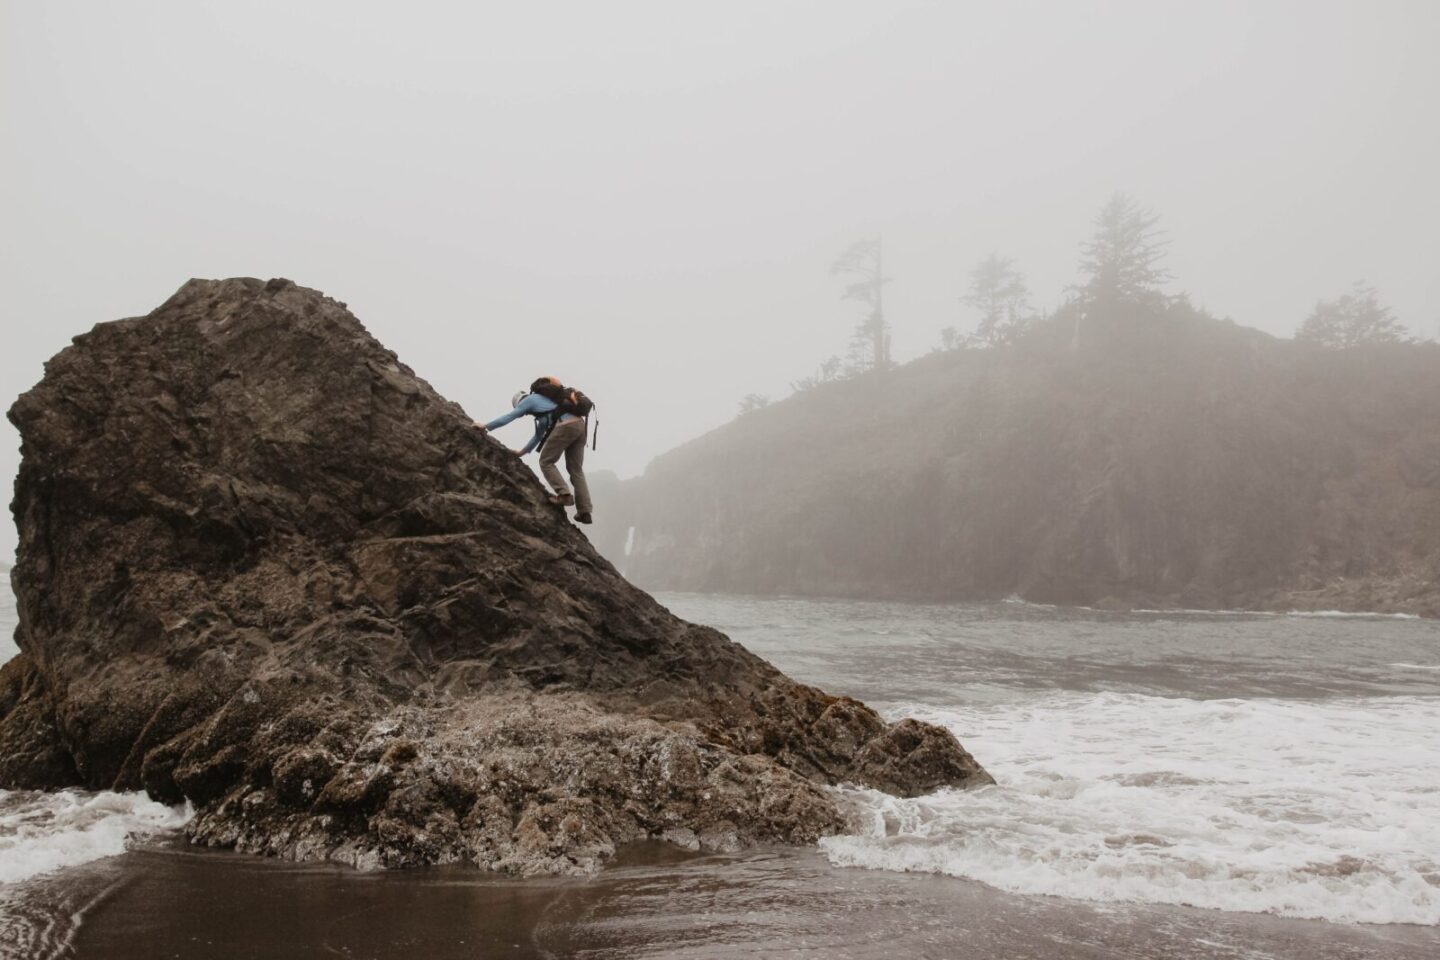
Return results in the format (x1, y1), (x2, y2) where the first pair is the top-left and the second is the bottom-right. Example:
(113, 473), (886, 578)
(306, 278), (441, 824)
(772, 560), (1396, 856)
(484, 394), (577, 455)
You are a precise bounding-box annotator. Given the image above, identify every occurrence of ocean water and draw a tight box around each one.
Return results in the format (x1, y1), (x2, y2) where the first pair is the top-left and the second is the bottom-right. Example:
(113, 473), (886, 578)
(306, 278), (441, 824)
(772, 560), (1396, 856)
(666, 593), (1440, 927)
(1, 586), (1438, 958)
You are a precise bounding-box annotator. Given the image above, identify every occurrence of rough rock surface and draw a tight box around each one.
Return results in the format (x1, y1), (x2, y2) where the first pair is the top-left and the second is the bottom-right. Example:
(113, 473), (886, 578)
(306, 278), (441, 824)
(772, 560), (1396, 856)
(0, 278), (990, 873)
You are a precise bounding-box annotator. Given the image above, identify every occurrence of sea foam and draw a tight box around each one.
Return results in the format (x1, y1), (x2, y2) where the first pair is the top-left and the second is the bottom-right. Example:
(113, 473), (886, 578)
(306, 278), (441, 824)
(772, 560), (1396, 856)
(0, 789), (190, 885)
(1288, 610), (1422, 620)
(824, 692), (1440, 925)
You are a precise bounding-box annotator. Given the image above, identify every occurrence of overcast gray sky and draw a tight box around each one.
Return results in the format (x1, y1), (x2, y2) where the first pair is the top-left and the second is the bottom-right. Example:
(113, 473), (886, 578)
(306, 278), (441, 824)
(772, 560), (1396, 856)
(3, 0), (1438, 561)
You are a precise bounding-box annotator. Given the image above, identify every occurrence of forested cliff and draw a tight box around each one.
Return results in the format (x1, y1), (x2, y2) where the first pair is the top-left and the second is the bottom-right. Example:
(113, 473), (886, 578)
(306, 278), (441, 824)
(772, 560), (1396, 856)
(595, 302), (1440, 616)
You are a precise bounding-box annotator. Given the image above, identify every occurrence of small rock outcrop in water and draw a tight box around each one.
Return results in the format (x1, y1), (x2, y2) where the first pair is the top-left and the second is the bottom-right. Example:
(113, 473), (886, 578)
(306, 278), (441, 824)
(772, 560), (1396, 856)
(0, 278), (990, 873)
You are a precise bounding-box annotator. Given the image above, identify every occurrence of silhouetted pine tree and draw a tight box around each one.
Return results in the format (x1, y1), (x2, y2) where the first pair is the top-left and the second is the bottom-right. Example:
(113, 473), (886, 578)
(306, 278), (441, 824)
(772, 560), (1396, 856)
(831, 238), (892, 372)
(1077, 193), (1171, 305)
(964, 253), (1032, 345)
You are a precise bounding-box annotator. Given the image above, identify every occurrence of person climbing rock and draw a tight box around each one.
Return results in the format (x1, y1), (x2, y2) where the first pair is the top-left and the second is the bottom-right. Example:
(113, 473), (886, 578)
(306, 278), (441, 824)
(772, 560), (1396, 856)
(474, 377), (595, 524)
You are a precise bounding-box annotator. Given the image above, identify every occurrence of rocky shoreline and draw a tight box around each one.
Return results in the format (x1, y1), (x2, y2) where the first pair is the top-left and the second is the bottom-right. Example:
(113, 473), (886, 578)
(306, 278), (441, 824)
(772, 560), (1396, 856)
(0, 278), (990, 875)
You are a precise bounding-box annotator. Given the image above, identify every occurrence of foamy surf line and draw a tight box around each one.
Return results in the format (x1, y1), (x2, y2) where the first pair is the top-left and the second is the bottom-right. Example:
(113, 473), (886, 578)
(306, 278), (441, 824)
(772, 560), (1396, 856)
(824, 692), (1440, 925)
(0, 789), (190, 886)
(1003, 602), (1424, 620)
(1126, 608), (1422, 619)
(1288, 610), (1422, 620)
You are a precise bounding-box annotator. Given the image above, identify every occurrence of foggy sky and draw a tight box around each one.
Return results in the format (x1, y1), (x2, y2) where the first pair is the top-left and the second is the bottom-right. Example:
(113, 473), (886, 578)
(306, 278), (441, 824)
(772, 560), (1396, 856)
(3, 0), (1438, 561)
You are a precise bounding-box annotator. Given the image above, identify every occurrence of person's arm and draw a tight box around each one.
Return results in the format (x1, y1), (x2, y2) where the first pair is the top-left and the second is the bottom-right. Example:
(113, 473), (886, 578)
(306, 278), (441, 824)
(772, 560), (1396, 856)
(481, 394), (545, 432)
(517, 420), (546, 456)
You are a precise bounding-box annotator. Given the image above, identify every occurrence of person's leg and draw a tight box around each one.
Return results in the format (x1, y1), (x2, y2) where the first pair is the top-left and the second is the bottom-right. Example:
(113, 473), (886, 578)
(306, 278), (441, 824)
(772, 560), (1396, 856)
(565, 424), (592, 515)
(538, 422), (576, 502)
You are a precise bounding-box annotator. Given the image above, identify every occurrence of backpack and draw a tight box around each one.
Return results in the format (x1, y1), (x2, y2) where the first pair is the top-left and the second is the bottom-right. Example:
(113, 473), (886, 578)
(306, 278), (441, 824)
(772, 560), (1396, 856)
(530, 377), (599, 449)
(530, 377), (593, 417)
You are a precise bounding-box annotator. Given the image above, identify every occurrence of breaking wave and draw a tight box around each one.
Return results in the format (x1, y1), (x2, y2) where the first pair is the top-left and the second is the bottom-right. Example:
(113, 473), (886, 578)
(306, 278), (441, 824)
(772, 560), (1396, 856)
(0, 789), (190, 886)
(824, 692), (1440, 925)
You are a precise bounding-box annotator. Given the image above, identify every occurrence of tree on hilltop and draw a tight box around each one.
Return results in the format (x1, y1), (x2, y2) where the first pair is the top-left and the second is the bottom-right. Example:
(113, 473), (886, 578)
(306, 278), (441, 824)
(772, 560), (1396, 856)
(791, 356), (844, 392)
(738, 393), (771, 415)
(1077, 193), (1171, 305)
(1296, 283), (1410, 348)
(831, 238), (892, 372)
(964, 253), (1032, 345)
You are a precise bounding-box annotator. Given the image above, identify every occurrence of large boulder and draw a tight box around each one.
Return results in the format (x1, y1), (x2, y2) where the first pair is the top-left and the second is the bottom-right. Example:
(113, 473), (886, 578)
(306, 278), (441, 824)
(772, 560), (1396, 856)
(0, 278), (990, 874)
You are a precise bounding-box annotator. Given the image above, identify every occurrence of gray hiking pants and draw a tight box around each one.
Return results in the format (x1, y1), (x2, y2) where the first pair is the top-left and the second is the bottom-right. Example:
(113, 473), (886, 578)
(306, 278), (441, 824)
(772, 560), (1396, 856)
(538, 418), (592, 514)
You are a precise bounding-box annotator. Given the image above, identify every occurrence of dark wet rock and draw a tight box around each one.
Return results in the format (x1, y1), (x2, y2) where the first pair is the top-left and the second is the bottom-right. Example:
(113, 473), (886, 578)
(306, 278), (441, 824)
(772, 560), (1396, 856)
(0, 655), (78, 789)
(0, 277), (990, 874)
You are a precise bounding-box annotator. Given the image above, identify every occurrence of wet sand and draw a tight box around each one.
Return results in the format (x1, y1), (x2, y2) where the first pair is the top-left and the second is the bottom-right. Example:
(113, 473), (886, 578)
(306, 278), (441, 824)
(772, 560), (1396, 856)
(9, 839), (1434, 960)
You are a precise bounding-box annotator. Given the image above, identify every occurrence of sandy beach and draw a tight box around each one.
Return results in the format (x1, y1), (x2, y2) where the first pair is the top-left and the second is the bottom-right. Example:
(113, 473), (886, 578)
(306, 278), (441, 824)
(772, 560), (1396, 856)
(2, 838), (1424, 960)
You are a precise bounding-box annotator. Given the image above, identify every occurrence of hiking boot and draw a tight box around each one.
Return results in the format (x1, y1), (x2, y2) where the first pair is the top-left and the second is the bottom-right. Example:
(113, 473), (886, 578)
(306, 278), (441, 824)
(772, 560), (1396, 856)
(575, 512), (593, 525)
(547, 493), (575, 507)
